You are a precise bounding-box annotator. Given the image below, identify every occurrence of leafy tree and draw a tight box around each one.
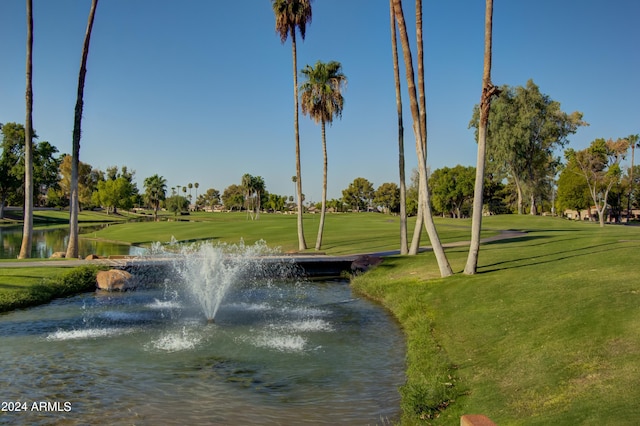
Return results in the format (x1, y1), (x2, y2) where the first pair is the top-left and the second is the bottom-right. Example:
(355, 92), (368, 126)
(300, 60), (347, 250)
(327, 198), (346, 213)
(143, 174), (167, 221)
(483, 174), (510, 215)
(556, 158), (590, 219)
(342, 177), (374, 212)
(374, 182), (400, 214)
(221, 184), (244, 211)
(58, 154), (100, 209)
(92, 177), (133, 214)
(465, 0), (497, 274)
(92, 166), (138, 214)
(389, 0), (407, 253)
(67, 0), (99, 259)
(165, 195), (189, 216)
(0, 124), (22, 218)
(272, 0), (313, 251)
(19, 0), (35, 258)
(10, 138), (61, 207)
(197, 188), (221, 211)
(567, 138), (629, 227)
(266, 193), (287, 212)
(0, 123), (60, 214)
(32, 141), (61, 206)
(392, 0), (452, 276)
(429, 165), (475, 218)
(471, 79), (587, 215)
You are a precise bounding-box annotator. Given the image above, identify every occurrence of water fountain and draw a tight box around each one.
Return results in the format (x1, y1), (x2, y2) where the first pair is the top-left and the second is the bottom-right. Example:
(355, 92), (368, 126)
(0, 240), (405, 424)
(156, 239), (296, 323)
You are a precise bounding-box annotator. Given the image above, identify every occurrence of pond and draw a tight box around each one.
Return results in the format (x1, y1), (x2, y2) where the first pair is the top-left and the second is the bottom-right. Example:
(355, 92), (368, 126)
(0, 225), (145, 259)
(0, 278), (405, 425)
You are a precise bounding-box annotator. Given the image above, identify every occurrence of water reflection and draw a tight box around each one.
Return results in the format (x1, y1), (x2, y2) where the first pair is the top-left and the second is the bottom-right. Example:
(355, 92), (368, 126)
(0, 225), (146, 259)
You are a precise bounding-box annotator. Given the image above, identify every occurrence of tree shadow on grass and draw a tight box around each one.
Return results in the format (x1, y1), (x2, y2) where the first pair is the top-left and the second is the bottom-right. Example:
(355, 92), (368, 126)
(477, 240), (626, 274)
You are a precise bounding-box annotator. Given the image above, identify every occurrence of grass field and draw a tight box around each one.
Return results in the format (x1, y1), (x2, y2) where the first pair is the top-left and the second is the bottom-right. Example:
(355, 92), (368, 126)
(351, 215), (640, 424)
(2, 213), (639, 424)
(84, 211), (498, 255)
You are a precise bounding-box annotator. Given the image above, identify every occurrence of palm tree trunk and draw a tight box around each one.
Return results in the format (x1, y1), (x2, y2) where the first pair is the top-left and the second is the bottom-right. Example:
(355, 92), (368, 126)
(414, 0), (451, 276)
(315, 120), (328, 250)
(291, 31), (307, 251)
(67, 0), (98, 259)
(628, 141), (635, 222)
(390, 0), (408, 255)
(393, 0), (452, 277)
(19, 0), (34, 259)
(464, 0), (494, 275)
(409, 196), (423, 254)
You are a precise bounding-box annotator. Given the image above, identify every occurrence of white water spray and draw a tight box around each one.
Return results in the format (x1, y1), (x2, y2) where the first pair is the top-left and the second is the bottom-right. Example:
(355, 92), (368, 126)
(160, 240), (283, 322)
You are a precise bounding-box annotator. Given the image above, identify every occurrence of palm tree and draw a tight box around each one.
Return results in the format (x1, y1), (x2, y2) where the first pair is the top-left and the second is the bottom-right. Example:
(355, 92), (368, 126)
(272, 0), (313, 251)
(389, 0), (408, 255)
(18, 0), (35, 259)
(300, 60), (347, 250)
(194, 182), (199, 210)
(464, 0), (497, 275)
(626, 134), (639, 222)
(253, 176), (265, 220)
(241, 173), (254, 219)
(392, 0), (452, 277)
(143, 174), (167, 221)
(188, 183), (193, 202)
(66, 0), (99, 259)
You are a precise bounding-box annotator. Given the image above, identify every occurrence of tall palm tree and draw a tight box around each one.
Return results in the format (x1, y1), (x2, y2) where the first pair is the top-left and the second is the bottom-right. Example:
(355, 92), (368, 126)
(241, 173), (254, 220)
(188, 183), (193, 202)
(626, 134), (639, 222)
(300, 60), (347, 250)
(272, 0), (313, 251)
(143, 174), (167, 221)
(464, 0), (497, 275)
(194, 182), (199, 210)
(66, 0), (99, 259)
(18, 0), (34, 259)
(253, 176), (265, 220)
(389, 0), (408, 255)
(392, 0), (452, 277)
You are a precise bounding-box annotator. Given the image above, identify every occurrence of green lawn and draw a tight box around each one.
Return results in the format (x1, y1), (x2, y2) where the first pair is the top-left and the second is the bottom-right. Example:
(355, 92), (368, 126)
(2, 213), (639, 424)
(352, 215), (640, 424)
(0, 208), (136, 226)
(86, 211), (497, 255)
(0, 266), (101, 312)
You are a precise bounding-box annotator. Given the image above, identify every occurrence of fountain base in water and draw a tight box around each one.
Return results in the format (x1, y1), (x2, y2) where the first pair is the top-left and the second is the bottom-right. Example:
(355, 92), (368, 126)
(152, 239), (298, 323)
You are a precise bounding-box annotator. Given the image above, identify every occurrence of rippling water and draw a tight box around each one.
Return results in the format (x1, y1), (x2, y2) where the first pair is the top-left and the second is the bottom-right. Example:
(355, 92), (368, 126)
(0, 280), (405, 425)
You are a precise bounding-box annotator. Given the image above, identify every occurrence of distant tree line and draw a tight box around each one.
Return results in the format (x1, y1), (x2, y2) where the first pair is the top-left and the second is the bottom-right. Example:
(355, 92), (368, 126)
(2, 119), (637, 228)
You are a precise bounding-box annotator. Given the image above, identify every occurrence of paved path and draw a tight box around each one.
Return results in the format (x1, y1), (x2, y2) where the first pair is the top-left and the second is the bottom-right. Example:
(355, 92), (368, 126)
(0, 230), (526, 268)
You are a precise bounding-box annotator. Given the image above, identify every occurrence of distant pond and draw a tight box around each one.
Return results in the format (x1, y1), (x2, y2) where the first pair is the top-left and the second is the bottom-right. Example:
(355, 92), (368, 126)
(0, 225), (146, 259)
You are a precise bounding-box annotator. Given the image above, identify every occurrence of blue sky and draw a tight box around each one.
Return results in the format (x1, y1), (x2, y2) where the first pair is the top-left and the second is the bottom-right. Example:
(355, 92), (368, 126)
(1, 0), (638, 202)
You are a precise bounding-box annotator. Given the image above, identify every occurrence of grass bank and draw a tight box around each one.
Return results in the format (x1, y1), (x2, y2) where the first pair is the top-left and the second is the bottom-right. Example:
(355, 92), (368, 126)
(0, 208), (137, 226)
(0, 265), (103, 313)
(352, 215), (640, 424)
